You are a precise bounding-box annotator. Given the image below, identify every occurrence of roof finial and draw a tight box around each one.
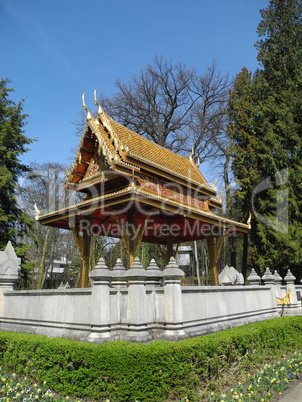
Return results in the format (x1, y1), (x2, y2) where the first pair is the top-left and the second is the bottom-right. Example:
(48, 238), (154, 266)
(247, 213), (252, 228)
(196, 156), (200, 167)
(189, 146), (194, 162)
(125, 133), (130, 154)
(65, 165), (69, 182)
(82, 92), (92, 121)
(94, 89), (104, 115)
(213, 178), (217, 191)
(34, 203), (41, 220)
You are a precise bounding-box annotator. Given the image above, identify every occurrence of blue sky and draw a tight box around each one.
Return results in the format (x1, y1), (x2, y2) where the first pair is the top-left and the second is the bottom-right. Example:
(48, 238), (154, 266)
(1, 0), (268, 173)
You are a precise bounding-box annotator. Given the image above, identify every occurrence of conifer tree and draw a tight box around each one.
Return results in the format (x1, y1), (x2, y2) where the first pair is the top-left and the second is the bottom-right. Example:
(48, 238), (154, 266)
(0, 79), (34, 250)
(228, 0), (302, 280)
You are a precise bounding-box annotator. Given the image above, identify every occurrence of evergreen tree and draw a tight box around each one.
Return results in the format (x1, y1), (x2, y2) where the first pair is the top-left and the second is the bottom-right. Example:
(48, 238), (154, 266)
(0, 79), (34, 250)
(228, 0), (302, 281)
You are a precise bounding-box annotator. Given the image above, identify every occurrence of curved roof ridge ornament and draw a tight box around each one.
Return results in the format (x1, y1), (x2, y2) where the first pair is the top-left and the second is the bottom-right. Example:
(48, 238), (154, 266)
(34, 203), (41, 220)
(94, 89), (104, 116)
(125, 133), (130, 154)
(213, 178), (217, 192)
(189, 146), (194, 162)
(93, 89), (125, 157)
(65, 165), (70, 183)
(82, 93), (92, 121)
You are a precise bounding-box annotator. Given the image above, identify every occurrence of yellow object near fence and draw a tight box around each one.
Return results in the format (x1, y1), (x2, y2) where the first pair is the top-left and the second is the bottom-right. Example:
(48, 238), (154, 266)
(276, 289), (292, 305)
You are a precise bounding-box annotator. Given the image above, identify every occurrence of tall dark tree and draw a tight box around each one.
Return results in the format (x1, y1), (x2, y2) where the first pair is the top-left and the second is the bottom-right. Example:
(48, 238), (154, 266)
(228, 0), (302, 281)
(0, 79), (34, 250)
(228, 68), (264, 279)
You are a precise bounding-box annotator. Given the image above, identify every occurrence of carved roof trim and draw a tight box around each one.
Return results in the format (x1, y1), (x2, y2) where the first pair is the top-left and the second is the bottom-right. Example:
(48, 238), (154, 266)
(37, 184), (248, 233)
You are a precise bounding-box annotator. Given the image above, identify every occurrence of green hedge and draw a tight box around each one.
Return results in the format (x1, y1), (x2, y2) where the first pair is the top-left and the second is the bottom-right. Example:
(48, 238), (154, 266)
(0, 317), (301, 401)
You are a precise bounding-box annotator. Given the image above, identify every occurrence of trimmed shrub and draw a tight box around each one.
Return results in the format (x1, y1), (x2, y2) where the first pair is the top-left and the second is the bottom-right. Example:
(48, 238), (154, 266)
(0, 317), (301, 400)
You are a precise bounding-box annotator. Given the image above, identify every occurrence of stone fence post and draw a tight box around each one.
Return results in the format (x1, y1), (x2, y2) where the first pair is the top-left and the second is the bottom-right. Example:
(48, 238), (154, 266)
(111, 258), (127, 326)
(274, 270), (283, 286)
(146, 259), (162, 329)
(88, 257), (112, 342)
(273, 270), (283, 313)
(0, 242), (20, 317)
(247, 268), (261, 286)
(146, 259), (162, 288)
(262, 267), (279, 313)
(262, 267), (275, 285)
(162, 257), (185, 340)
(283, 270), (300, 316)
(111, 258), (127, 288)
(125, 257), (151, 342)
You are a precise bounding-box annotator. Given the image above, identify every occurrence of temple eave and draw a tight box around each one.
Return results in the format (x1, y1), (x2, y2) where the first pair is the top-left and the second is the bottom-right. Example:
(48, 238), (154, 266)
(37, 185), (249, 236)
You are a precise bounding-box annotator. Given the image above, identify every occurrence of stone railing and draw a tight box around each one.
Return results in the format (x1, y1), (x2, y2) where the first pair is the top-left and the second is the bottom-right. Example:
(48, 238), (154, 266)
(0, 243), (300, 343)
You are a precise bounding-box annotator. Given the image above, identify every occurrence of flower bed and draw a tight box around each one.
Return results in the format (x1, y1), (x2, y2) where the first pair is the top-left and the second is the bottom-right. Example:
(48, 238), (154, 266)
(0, 370), (73, 401)
(208, 352), (302, 401)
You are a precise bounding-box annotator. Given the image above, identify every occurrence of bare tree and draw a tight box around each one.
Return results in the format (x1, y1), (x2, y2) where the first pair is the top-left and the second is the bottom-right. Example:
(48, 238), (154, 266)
(99, 56), (200, 152)
(99, 59), (232, 200)
(190, 63), (230, 160)
(99, 58), (231, 159)
(188, 64), (233, 270)
(18, 162), (79, 289)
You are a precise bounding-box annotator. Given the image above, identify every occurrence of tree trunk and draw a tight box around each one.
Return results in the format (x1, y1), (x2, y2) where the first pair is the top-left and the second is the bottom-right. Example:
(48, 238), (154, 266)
(224, 152), (232, 218)
(194, 241), (201, 285)
(230, 237), (236, 268)
(242, 233), (248, 282)
(37, 227), (51, 289)
(41, 242), (55, 289)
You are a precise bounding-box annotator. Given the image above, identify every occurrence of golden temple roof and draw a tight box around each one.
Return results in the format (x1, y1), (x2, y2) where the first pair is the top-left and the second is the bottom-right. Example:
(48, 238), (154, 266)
(67, 95), (215, 196)
(109, 118), (208, 186)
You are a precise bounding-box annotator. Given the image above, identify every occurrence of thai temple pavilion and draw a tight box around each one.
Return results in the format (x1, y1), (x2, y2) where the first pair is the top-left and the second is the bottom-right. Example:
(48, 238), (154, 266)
(37, 91), (250, 287)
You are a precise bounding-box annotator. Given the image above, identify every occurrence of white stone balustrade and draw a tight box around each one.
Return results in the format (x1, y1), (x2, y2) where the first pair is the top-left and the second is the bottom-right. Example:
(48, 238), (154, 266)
(0, 244), (301, 343)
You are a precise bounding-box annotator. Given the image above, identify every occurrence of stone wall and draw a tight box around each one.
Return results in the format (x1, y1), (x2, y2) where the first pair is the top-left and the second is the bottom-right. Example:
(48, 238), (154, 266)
(0, 244), (301, 343)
